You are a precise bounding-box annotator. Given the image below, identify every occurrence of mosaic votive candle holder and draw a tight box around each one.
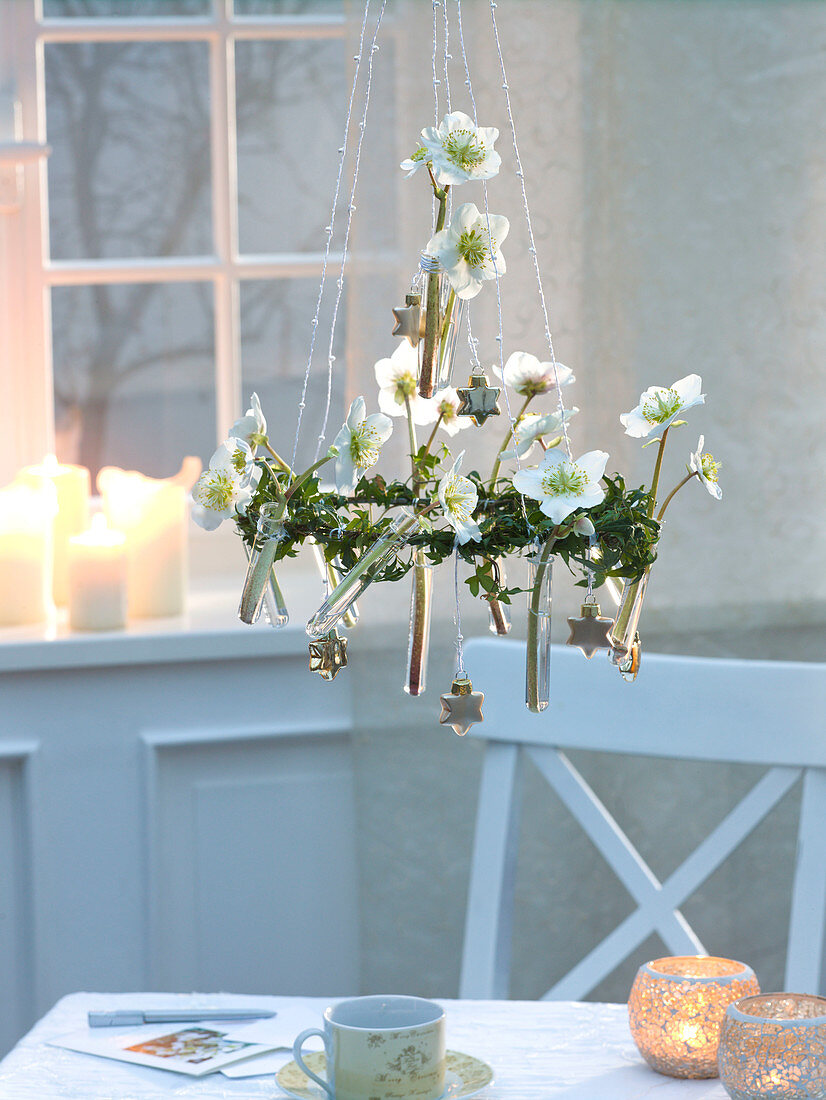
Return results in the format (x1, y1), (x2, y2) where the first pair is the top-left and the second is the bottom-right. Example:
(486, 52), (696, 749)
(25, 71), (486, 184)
(628, 955), (760, 1078)
(718, 993), (826, 1100)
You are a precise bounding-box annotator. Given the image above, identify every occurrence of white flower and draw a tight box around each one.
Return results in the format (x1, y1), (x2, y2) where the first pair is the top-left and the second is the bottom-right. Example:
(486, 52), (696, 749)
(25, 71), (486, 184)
(620, 374), (705, 439)
(513, 449), (608, 525)
(437, 452), (482, 544)
(191, 439), (262, 531)
(501, 408), (578, 460)
(400, 143), (432, 177)
(689, 435), (722, 500)
(331, 396), (393, 497)
(426, 202), (509, 300)
(500, 351), (575, 397)
(431, 387), (471, 437)
(421, 111), (501, 186)
(229, 392), (267, 448)
(374, 343), (438, 426)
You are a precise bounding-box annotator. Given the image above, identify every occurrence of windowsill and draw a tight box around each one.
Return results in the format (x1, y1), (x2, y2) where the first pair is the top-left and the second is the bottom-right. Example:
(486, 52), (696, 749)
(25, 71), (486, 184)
(0, 580), (312, 673)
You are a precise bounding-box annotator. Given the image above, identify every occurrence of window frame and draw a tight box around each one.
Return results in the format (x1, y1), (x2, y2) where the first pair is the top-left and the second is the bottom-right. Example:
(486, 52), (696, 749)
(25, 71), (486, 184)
(2, 0), (347, 483)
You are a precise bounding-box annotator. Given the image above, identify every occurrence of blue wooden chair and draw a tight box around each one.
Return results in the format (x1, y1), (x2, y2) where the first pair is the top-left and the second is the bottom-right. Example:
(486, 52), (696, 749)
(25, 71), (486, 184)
(459, 638), (826, 999)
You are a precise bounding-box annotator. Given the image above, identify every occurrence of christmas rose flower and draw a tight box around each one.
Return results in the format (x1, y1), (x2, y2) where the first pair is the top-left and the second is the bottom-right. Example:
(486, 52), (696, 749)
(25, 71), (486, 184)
(421, 111), (501, 186)
(689, 435), (722, 500)
(620, 374), (705, 439)
(191, 439), (261, 530)
(431, 386), (471, 437)
(426, 202), (509, 300)
(331, 396), (393, 497)
(229, 392), (268, 449)
(513, 448), (608, 524)
(501, 408), (578, 460)
(374, 342), (438, 426)
(400, 144), (432, 177)
(500, 351), (575, 397)
(438, 452), (482, 544)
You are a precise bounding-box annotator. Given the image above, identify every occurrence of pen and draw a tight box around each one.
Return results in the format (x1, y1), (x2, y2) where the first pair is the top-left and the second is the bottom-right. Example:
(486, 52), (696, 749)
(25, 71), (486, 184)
(88, 1009), (277, 1028)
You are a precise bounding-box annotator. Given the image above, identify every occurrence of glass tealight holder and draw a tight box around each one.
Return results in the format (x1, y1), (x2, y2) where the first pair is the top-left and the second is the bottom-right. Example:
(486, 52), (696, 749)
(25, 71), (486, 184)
(718, 993), (826, 1100)
(628, 956), (760, 1079)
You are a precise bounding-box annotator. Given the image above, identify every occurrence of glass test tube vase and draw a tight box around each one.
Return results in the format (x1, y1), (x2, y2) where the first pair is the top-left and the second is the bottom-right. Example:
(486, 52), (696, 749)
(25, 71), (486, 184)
(487, 557), (512, 636)
(311, 542), (359, 629)
(526, 542), (554, 713)
(404, 549), (434, 696)
(238, 503), (288, 626)
(418, 252), (466, 398)
(307, 510), (421, 638)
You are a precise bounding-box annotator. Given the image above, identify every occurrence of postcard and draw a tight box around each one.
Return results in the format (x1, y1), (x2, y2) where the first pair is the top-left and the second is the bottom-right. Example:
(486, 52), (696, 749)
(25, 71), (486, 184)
(49, 1022), (276, 1077)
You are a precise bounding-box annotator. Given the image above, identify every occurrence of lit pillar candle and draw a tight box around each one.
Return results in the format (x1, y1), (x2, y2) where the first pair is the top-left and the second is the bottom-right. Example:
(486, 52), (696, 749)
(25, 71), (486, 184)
(67, 514), (127, 631)
(97, 467), (187, 618)
(0, 481), (57, 626)
(17, 454), (91, 606)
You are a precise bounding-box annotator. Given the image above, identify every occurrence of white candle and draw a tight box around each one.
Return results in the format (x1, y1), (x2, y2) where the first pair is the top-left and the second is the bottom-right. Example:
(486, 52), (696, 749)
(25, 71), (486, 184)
(18, 454), (91, 606)
(97, 467), (187, 618)
(67, 514), (127, 632)
(0, 481), (57, 626)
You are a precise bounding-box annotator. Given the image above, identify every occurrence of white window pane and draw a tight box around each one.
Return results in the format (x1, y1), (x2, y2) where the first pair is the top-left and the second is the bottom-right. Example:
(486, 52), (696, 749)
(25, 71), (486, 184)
(45, 42), (212, 260)
(43, 0), (211, 15)
(233, 0), (343, 14)
(52, 283), (216, 481)
(235, 39), (345, 255)
(240, 279), (346, 470)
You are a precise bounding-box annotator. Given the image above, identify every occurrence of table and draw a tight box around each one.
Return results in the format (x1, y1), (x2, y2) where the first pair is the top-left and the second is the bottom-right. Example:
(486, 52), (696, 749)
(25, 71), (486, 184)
(0, 992), (729, 1098)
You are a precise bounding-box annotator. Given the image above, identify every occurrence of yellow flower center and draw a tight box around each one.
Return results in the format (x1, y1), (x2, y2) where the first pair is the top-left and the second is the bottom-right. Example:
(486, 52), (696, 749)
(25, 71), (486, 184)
(700, 453), (720, 482)
(442, 128), (487, 170)
(393, 370), (418, 403)
(443, 475), (475, 520)
(642, 388), (682, 424)
(349, 422), (383, 470)
(541, 462), (587, 497)
(230, 445), (248, 473)
(198, 471), (234, 511)
(457, 226), (492, 270)
(439, 399), (456, 422)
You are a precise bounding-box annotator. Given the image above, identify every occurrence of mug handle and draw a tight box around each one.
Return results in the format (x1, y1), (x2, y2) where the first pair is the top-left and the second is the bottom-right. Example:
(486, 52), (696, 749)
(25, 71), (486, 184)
(293, 1028), (333, 1098)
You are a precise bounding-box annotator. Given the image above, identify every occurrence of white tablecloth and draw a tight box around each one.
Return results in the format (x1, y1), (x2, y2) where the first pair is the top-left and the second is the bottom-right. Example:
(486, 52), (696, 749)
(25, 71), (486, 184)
(0, 992), (729, 1099)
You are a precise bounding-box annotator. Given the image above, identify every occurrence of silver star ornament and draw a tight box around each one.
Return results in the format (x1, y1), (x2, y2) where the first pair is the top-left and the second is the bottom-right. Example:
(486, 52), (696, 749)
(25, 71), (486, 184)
(566, 600), (614, 659)
(308, 630), (348, 681)
(457, 373), (501, 426)
(391, 293), (423, 346)
(439, 676), (485, 736)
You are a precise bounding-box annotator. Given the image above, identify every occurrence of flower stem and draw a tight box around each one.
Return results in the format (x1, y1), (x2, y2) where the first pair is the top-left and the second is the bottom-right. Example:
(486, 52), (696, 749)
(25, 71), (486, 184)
(285, 453), (333, 503)
(526, 534), (557, 713)
(423, 414), (444, 458)
(404, 395), (420, 495)
(264, 441), (292, 474)
(657, 471), (697, 521)
(647, 427), (670, 518)
(489, 395), (533, 487)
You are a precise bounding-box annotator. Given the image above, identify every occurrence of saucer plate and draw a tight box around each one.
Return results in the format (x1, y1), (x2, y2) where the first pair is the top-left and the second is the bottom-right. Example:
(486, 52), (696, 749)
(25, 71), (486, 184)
(276, 1049), (493, 1100)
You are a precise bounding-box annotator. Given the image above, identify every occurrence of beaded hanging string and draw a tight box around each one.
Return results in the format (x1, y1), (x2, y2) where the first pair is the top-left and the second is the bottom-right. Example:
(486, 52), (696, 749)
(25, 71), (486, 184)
(454, 0), (531, 531)
(314, 0), (389, 462)
(452, 538), (466, 677)
(290, 0), (372, 473)
(487, 0), (573, 461)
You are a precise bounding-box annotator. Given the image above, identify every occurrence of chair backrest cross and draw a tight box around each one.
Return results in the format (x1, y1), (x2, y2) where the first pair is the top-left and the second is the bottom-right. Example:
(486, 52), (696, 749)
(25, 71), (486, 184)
(459, 638), (826, 1000)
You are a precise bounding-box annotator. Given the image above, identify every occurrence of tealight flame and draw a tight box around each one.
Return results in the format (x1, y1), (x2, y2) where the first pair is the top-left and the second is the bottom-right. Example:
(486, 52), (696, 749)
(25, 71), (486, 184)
(91, 513), (109, 536)
(42, 453), (59, 474)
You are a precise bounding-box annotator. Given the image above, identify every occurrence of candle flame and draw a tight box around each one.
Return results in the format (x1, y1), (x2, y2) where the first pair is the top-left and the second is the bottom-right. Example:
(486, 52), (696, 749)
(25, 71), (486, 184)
(91, 513), (109, 535)
(43, 453), (59, 474)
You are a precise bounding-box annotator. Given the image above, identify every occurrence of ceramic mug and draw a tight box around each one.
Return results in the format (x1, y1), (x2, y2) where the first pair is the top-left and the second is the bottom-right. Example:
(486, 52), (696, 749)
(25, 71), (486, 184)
(293, 995), (446, 1100)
